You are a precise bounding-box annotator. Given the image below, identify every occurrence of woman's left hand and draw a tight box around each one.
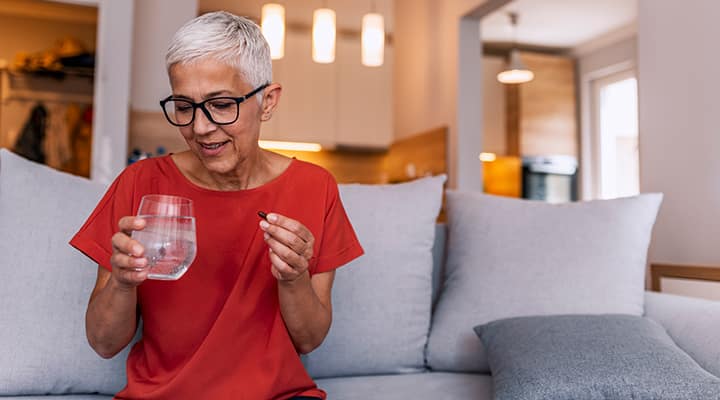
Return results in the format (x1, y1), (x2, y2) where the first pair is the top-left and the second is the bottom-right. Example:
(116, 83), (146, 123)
(259, 213), (315, 282)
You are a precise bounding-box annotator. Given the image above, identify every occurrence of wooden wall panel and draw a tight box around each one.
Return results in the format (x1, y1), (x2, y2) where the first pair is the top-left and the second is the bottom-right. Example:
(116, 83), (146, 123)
(504, 52), (578, 158)
(383, 126), (447, 183)
(518, 52), (577, 157)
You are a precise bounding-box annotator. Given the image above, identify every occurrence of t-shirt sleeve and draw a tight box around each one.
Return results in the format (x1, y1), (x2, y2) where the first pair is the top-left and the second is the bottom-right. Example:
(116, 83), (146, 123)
(69, 167), (137, 271)
(312, 174), (364, 275)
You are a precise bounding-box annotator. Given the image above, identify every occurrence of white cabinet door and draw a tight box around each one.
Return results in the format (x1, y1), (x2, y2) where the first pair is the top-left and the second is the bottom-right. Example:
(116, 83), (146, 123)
(334, 36), (393, 149)
(265, 32), (337, 147)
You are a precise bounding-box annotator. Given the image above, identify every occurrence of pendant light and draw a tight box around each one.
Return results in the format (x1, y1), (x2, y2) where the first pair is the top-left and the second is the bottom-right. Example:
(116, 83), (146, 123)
(261, 3), (285, 60)
(497, 12), (534, 84)
(361, 1), (384, 67)
(312, 5), (336, 63)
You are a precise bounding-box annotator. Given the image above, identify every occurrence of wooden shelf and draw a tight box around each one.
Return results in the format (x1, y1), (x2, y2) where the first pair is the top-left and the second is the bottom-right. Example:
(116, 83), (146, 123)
(1, 68), (94, 104)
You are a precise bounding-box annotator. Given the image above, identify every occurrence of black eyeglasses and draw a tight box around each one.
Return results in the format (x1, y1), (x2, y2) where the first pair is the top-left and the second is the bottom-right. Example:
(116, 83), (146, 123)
(160, 83), (269, 127)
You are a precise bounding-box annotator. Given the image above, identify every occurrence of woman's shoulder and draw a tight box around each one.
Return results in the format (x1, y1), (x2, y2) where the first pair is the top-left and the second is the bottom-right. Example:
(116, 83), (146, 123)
(263, 150), (336, 185)
(287, 158), (336, 182)
(113, 155), (174, 185)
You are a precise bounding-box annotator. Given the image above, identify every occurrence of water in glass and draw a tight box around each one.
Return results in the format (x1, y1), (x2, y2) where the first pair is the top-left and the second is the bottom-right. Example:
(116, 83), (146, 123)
(131, 195), (197, 280)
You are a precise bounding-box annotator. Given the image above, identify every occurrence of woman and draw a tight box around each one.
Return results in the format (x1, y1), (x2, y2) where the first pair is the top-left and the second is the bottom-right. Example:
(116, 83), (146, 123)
(70, 11), (363, 399)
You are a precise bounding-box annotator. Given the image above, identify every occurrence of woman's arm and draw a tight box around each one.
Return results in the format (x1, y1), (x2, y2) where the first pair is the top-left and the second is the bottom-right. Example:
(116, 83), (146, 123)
(85, 217), (148, 358)
(260, 213), (334, 354)
(277, 271), (335, 354)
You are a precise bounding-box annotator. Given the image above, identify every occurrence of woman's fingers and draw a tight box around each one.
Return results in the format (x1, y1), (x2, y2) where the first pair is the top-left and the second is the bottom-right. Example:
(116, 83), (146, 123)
(269, 248), (306, 281)
(110, 216), (149, 287)
(265, 234), (309, 272)
(118, 216), (146, 236)
(259, 213), (314, 260)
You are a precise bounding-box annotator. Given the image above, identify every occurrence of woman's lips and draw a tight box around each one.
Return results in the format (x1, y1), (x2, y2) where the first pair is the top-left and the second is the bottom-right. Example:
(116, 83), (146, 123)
(198, 140), (230, 156)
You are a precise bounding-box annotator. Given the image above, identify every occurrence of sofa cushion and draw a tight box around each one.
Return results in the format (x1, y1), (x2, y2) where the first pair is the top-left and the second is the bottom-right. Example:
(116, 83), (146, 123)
(316, 372), (493, 400)
(475, 314), (720, 400)
(302, 175), (445, 378)
(645, 291), (720, 378)
(427, 192), (662, 372)
(0, 149), (130, 395)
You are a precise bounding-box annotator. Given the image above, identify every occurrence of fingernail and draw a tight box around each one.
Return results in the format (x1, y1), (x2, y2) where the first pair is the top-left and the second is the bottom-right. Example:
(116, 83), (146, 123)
(135, 258), (147, 267)
(264, 232), (270, 240)
(267, 213), (278, 222)
(259, 220), (269, 230)
(132, 244), (142, 255)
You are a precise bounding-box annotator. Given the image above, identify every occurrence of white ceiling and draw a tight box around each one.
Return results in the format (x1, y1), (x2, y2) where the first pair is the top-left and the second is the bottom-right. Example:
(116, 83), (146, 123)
(481, 0), (638, 49)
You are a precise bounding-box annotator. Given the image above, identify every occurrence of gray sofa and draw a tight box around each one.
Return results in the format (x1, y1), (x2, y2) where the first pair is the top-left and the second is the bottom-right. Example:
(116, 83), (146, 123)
(1, 147), (719, 399)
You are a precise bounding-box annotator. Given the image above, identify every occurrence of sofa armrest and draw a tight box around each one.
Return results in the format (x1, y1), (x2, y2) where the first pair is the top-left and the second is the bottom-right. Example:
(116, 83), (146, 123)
(644, 291), (720, 377)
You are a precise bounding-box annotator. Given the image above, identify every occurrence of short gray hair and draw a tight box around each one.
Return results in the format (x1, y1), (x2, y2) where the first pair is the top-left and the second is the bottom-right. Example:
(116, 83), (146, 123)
(166, 11), (271, 92)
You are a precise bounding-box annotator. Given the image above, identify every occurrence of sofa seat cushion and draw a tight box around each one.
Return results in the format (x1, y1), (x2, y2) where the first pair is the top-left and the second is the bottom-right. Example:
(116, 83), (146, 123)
(475, 314), (720, 400)
(316, 372), (493, 400)
(427, 192), (662, 373)
(0, 149), (130, 396)
(302, 176), (446, 378)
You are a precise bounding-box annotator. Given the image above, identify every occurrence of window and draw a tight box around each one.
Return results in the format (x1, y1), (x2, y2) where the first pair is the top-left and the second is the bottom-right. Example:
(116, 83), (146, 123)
(591, 70), (639, 199)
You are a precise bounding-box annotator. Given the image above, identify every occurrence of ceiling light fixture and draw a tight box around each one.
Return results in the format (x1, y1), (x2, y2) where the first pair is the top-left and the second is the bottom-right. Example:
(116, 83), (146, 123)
(497, 12), (534, 84)
(312, 4), (336, 63)
(261, 3), (285, 60)
(361, 1), (384, 67)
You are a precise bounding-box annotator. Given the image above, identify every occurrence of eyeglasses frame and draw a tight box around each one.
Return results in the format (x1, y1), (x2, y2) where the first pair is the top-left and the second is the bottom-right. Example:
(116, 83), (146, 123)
(159, 83), (270, 127)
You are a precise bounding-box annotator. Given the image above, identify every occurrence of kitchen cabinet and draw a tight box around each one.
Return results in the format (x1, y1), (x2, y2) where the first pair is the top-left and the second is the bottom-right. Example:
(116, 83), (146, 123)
(261, 31), (393, 150)
(334, 35), (393, 149)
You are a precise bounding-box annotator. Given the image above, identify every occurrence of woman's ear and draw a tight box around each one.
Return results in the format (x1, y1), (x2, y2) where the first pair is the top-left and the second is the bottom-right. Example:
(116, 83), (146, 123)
(260, 83), (282, 121)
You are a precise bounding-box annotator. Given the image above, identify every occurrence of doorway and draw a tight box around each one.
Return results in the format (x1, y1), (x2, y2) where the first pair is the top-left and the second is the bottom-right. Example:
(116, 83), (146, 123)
(591, 69), (639, 199)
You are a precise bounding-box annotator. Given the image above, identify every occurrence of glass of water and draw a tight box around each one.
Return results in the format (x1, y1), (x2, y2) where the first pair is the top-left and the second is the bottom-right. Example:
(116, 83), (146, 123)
(132, 194), (197, 280)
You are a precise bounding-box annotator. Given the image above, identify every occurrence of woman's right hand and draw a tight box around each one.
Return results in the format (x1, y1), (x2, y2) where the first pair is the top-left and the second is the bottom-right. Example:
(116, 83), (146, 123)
(110, 216), (148, 289)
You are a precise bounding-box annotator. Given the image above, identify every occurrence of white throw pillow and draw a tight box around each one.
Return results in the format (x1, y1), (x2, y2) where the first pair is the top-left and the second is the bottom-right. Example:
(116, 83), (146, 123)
(0, 149), (130, 395)
(426, 191), (663, 373)
(303, 175), (446, 378)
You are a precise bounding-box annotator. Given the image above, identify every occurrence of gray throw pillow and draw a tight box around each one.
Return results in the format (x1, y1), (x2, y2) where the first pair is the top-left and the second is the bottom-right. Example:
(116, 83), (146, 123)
(475, 314), (720, 400)
(427, 192), (662, 373)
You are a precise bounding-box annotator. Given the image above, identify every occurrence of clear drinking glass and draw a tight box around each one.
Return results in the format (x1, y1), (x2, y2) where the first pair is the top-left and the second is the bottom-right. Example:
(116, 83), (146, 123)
(131, 194), (197, 280)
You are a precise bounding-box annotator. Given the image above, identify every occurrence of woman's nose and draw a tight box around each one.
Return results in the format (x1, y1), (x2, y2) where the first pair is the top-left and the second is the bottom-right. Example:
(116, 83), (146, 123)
(192, 107), (216, 134)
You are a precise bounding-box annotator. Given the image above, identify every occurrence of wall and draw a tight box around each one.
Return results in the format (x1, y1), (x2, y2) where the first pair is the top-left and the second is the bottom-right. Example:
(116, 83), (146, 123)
(128, 0), (198, 155)
(131, 0), (197, 112)
(394, 0), (506, 189)
(577, 35), (636, 78)
(481, 55), (506, 155)
(638, 0), (720, 299)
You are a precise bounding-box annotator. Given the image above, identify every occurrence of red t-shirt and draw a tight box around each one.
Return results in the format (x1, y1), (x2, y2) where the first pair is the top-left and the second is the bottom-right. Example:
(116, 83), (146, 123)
(70, 155), (363, 399)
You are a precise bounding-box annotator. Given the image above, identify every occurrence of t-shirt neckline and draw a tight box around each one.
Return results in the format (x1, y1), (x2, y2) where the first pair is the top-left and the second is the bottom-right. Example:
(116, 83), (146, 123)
(162, 154), (297, 196)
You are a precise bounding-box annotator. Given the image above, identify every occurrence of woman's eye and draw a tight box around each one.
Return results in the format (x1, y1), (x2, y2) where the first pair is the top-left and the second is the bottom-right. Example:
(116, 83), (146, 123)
(208, 100), (235, 110)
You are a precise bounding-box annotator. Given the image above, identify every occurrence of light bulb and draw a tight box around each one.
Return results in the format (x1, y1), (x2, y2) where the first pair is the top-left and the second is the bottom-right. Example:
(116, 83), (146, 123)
(261, 4), (285, 60)
(361, 13), (384, 67)
(312, 8), (336, 64)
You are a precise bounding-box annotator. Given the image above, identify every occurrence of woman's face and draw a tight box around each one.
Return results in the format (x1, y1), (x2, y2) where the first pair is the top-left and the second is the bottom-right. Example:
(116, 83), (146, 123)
(168, 58), (265, 175)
